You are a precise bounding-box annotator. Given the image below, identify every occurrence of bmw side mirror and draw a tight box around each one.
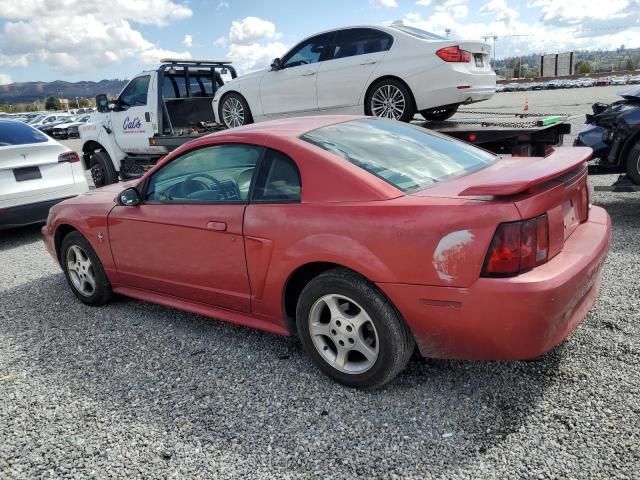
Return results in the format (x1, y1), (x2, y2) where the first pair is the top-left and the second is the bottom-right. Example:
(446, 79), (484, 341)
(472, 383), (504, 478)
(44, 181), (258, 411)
(271, 57), (282, 71)
(118, 187), (141, 206)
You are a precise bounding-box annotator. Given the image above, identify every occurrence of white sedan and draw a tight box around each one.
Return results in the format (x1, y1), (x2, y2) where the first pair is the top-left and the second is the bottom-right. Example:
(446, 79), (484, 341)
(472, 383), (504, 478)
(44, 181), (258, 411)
(213, 23), (496, 128)
(0, 120), (89, 230)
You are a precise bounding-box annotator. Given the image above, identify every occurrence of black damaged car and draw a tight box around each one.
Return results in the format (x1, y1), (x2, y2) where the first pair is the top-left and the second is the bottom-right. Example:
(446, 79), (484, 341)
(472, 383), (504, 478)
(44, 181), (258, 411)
(575, 86), (640, 184)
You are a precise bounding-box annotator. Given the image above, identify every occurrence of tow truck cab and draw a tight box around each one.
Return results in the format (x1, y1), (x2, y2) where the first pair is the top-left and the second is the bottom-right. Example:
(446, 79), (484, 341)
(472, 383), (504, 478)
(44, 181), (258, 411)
(80, 59), (237, 186)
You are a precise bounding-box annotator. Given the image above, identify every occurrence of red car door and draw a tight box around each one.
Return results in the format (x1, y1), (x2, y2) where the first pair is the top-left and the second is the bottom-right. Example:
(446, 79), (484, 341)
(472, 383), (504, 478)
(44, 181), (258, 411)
(107, 143), (263, 312)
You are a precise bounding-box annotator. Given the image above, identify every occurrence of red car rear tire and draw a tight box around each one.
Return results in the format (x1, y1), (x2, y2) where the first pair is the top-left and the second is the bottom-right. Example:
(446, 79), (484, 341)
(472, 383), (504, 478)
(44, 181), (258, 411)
(296, 268), (414, 389)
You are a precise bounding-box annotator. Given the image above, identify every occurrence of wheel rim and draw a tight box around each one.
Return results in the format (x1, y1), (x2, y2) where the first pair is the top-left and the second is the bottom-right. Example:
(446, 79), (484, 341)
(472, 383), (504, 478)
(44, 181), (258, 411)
(308, 294), (380, 374)
(66, 245), (97, 297)
(371, 85), (406, 119)
(91, 162), (104, 186)
(222, 97), (245, 128)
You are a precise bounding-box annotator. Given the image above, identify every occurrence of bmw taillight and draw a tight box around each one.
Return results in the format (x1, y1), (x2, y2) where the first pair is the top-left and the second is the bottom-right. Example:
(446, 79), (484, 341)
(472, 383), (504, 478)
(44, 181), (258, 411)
(58, 152), (80, 163)
(436, 46), (472, 63)
(482, 214), (549, 277)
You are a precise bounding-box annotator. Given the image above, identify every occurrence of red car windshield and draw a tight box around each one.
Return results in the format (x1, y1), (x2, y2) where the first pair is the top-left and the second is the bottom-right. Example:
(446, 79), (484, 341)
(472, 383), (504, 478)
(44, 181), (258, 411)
(300, 118), (496, 193)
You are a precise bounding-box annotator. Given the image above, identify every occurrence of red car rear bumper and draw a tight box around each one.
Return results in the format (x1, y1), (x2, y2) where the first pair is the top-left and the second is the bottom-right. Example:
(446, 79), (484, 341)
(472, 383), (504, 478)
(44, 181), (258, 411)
(378, 206), (612, 360)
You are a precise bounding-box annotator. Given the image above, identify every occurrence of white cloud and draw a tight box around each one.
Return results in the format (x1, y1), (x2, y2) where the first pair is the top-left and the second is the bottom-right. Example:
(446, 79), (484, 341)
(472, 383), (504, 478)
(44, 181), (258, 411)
(183, 34), (193, 48)
(401, 6), (640, 59)
(0, 0), (192, 74)
(370, 0), (399, 6)
(415, 0), (432, 5)
(227, 42), (288, 72)
(217, 1), (230, 9)
(0, 73), (12, 85)
(228, 16), (280, 45)
(218, 17), (287, 73)
(0, 0), (192, 26)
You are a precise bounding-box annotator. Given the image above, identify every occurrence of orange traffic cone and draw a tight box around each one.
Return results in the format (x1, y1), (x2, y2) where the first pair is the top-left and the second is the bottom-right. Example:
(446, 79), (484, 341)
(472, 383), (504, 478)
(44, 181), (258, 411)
(523, 98), (529, 111)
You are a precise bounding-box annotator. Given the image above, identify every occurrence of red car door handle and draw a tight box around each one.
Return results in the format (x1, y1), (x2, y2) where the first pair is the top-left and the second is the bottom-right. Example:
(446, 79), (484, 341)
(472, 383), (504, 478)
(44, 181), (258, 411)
(206, 221), (227, 231)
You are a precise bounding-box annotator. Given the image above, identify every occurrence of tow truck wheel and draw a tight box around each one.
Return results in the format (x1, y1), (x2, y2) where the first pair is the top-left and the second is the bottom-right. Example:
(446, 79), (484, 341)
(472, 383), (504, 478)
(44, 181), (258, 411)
(420, 105), (458, 122)
(625, 141), (640, 185)
(366, 79), (415, 122)
(220, 93), (253, 129)
(90, 151), (118, 187)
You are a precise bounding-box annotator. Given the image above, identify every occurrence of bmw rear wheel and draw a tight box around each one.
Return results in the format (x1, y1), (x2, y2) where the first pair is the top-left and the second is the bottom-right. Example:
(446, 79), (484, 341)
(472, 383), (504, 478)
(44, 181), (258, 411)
(220, 93), (253, 129)
(367, 79), (415, 122)
(296, 268), (415, 389)
(61, 231), (112, 306)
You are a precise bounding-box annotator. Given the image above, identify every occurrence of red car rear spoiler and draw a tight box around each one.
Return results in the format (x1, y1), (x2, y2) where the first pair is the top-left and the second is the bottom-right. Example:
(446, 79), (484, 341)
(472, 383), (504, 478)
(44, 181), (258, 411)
(459, 147), (593, 197)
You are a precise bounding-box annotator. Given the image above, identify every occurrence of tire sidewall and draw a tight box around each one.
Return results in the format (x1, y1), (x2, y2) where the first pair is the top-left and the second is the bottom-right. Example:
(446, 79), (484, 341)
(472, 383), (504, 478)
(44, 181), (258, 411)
(60, 232), (111, 305)
(91, 151), (117, 187)
(625, 143), (640, 185)
(219, 93), (253, 129)
(366, 79), (415, 123)
(296, 272), (409, 388)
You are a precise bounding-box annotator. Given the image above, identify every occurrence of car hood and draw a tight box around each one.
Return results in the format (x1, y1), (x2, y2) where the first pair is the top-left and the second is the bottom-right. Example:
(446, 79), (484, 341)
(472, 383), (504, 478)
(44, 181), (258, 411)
(54, 122), (82, 129)
(218, 69), (266, 95)
(619, 86), (640, 101)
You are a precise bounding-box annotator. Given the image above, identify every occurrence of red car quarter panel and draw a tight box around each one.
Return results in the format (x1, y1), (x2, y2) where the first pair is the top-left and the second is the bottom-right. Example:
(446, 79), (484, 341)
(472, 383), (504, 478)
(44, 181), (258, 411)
(378, 207), (611, 360)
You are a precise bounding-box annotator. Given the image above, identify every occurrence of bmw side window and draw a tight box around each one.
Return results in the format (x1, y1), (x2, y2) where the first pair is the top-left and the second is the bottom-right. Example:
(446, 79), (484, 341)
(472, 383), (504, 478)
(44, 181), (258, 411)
(282, 33), (333, 69)
(119, 75), (150, 108)
(146, 144), (263, 204)
(252, 150), (301, 202)
(331, 28), (393, 59)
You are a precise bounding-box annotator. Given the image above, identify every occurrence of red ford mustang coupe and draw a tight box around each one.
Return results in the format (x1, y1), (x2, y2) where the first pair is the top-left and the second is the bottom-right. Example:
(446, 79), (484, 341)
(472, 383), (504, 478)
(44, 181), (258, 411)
(42, 116), (611, 388)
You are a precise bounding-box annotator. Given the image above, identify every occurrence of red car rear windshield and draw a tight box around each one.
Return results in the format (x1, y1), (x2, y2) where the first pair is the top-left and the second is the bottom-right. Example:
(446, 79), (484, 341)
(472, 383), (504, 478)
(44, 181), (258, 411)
(300, 118), (496, 192)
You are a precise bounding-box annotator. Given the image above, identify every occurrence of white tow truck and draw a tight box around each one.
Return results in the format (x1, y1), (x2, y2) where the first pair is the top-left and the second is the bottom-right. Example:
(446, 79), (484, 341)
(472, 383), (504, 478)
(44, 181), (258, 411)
(80, 59), (236, 187)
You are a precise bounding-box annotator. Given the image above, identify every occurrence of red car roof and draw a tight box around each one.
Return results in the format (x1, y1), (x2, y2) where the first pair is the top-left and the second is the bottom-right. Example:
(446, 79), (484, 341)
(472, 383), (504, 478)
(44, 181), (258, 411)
(211, 115), (362, 140)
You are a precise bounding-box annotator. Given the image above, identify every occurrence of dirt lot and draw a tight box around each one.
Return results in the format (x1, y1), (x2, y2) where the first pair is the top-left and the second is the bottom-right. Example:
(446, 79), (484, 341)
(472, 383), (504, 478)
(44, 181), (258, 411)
(1, 86), (639, 479)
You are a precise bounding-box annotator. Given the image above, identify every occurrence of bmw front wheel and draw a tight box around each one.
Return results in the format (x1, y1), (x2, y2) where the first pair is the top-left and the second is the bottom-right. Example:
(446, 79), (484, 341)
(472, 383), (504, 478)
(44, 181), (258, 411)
(366, 79), (415, 122)
(219, 93), (253, 129)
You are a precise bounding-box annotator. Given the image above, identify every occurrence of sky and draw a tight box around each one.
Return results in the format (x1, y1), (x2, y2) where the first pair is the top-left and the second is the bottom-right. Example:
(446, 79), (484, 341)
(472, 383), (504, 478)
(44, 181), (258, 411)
(0, 0), (639, 85)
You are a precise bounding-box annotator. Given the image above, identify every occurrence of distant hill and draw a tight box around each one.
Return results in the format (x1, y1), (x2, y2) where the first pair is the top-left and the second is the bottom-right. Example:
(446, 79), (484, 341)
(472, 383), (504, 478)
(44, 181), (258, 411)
(0, 79), (128, 104)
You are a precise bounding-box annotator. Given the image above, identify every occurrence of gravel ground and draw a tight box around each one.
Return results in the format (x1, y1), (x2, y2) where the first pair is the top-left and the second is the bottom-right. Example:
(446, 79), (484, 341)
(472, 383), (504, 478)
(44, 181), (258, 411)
(1, 86), (639, 479)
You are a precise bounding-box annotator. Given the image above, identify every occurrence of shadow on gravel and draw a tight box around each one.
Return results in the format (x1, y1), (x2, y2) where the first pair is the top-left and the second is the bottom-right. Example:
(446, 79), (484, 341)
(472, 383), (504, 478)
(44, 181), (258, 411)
(0, 224), (43, 252)
(0, 273), (567, 475)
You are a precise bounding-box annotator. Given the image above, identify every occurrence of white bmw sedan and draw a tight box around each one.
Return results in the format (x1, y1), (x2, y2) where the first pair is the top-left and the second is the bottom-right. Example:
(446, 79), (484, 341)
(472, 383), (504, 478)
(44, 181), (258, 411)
(0, 120), (89, 230)
(213, 24), (496, 128)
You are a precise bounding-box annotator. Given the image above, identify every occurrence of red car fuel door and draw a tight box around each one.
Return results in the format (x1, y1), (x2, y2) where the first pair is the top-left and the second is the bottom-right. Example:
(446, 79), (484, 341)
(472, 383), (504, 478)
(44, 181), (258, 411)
(108, 203), (251, 312)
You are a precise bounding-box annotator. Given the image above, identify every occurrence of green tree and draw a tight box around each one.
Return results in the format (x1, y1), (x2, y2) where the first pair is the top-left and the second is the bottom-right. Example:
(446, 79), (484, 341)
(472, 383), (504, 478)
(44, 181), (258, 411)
(78, 97), (91, 108)
(575, 60), (592, 74)
(45, 96), (61, 111)
(625, 59), (635, 71)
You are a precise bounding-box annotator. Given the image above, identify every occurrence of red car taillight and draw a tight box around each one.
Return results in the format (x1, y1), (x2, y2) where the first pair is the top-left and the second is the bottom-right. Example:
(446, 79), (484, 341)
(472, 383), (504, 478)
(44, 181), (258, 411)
(58, 152), (80, 163)
(436, 46), (472, 63)
(482, 214), (549, 277)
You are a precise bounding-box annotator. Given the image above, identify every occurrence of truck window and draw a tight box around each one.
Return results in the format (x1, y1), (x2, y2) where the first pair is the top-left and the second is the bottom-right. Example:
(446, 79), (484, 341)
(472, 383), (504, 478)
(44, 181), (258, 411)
(120, 75), (150, 107)
(162, 76), (178, 98)
(174, 76), (188, 98)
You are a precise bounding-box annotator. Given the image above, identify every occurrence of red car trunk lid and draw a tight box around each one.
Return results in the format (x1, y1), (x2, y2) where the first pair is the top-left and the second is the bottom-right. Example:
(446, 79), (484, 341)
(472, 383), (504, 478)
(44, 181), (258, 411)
(415, 147), (592, 258)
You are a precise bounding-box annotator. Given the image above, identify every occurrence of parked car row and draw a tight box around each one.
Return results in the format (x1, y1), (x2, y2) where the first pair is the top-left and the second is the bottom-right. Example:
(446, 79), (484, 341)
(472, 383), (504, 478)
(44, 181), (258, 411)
(497, 75), (640, 92)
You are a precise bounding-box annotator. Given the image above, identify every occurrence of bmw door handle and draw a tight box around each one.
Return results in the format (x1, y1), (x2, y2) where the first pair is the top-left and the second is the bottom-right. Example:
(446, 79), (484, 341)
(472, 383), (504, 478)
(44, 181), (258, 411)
(300, 71), (316, 76)
(206, 221), (227, 231)
(360, 60), (377, 65)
